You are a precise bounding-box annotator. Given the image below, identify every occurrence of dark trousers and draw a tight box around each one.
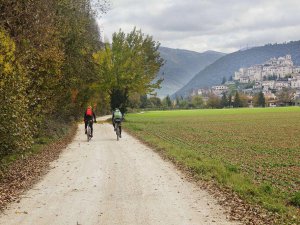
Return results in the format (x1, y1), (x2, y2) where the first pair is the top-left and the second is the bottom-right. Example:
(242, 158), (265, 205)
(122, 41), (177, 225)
(113, 121), (122, 135)
(85, 120), (93, 134)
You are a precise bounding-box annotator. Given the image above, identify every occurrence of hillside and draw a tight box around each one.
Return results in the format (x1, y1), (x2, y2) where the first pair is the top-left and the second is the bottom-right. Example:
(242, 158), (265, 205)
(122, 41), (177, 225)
(174, 41), (300, 97)
(155, 47), (225, 97)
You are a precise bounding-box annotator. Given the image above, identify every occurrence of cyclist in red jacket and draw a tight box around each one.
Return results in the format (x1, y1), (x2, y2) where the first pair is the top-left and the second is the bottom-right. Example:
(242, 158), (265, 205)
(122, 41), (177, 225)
(84, 106), (96, 137)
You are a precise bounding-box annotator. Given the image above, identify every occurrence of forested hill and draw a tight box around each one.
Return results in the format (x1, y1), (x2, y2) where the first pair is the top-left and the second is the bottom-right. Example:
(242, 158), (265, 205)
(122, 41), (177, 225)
(173, 41), (300, 98)
(156, 47), (225, 97)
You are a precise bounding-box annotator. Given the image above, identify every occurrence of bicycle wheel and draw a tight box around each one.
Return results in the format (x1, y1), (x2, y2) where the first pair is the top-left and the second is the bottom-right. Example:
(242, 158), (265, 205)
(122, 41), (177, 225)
(87, 126), (91, 142)
(116, 124), (120, 141)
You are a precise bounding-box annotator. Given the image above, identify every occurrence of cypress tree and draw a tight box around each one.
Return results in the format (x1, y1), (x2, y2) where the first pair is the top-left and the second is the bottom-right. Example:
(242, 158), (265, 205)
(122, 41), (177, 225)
(233, 92), (241, 108)
(258, 91), (266, 107)
(221, 93), (228, 108)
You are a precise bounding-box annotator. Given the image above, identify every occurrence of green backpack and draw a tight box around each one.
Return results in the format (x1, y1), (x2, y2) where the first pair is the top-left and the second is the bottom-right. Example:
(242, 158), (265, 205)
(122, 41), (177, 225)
(114, 110), (122, 119)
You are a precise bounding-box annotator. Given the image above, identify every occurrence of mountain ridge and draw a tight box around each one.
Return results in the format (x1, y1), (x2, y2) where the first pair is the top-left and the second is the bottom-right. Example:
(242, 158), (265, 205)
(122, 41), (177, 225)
(156, 47), (226, 97)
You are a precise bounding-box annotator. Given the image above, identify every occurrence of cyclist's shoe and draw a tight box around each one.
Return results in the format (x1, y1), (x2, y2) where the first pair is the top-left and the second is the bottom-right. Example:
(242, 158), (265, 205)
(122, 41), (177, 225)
(120, 134), (122, 138)
(85, 129), (87, 134)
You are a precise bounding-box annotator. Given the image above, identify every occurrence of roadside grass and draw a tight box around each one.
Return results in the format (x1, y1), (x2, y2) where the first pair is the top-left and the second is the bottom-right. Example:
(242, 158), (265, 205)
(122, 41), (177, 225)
(125, 107), (300, 224)
(0, 120), (73, 174)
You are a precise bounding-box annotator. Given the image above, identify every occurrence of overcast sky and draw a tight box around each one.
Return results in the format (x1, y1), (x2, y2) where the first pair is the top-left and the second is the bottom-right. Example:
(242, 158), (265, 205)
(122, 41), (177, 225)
(97, 0), (300, 53)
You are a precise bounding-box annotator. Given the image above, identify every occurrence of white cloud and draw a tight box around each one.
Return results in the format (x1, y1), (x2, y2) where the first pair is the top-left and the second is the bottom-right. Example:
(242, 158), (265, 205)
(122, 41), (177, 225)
(97, 0), (300, 53)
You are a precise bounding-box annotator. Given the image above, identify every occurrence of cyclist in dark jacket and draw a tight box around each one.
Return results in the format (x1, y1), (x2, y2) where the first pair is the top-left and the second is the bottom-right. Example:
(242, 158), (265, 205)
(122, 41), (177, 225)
(84, 106), (96, 137)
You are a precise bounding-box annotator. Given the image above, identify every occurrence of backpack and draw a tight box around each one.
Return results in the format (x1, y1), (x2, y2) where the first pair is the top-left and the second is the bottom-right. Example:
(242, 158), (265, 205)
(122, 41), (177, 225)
(86, 108), (93, 116)
(114, 110), (122, 119)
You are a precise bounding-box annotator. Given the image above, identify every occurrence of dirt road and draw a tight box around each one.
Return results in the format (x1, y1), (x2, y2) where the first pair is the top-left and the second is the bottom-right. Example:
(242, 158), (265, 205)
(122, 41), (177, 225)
(0, 118), (238, 225)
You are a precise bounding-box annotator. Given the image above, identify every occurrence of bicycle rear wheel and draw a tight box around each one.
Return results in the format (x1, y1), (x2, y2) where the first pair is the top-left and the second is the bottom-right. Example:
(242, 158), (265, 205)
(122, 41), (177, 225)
(87, 126), (91, 142)
(116, 125), (120, 141)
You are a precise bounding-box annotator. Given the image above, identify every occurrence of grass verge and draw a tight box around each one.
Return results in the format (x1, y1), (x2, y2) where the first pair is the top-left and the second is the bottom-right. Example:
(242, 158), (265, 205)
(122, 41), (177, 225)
(0, 120), (72, 173)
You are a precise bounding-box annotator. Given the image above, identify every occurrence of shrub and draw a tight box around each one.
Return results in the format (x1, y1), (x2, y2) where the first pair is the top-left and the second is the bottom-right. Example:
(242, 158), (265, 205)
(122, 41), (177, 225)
(0, 28), (33, 156)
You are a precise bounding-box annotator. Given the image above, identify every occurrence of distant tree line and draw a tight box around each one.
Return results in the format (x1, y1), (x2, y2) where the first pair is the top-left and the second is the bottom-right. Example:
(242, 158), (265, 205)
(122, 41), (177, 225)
(129, 91), (269, 110)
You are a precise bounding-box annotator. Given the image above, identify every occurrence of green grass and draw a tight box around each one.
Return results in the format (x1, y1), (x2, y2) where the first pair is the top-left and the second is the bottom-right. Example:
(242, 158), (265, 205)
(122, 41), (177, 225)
(125, 107), (300, 223)
(291, 192), (300, 207)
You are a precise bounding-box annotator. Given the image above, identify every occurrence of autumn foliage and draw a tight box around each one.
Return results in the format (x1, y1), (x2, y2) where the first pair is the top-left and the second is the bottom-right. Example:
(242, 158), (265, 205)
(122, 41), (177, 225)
(0, 0), (107, 156)
(0, 28), (33, 155)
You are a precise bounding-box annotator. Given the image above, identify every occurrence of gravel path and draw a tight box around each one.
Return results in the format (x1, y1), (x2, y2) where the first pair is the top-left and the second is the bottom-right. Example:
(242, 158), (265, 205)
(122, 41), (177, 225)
(0, 117), (239, 225)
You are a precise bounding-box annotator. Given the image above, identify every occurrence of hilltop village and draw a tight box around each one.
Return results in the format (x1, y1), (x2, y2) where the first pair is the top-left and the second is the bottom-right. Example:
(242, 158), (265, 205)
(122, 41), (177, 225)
(192, 55), (300, 107)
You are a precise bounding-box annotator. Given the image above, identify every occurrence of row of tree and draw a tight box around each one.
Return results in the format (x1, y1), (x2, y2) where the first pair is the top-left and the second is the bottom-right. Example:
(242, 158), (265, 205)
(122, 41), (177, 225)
(0, 0), (108, 156)
(133, 91), (266, 110)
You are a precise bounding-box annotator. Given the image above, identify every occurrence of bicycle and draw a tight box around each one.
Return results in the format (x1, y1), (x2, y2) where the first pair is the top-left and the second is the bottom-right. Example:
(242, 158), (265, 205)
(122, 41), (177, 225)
(86, 120), (93, 142)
